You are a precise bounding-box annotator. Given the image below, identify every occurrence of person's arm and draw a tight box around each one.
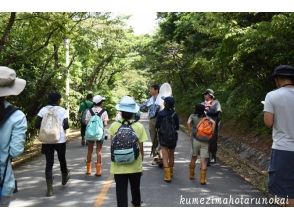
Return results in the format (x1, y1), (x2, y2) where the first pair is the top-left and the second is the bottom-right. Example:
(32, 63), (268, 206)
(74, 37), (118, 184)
(35, 116), (42, 129)
(139, 99), (150, 112)
(9, 113), (27, 158)
(63, 118), (69, 130)
(187, 115), (192, 137)
(174, 113), (180, 130)
(139, 142), (144, 161)
(155, 114), (161, 129)
(264, 112), (274, 128)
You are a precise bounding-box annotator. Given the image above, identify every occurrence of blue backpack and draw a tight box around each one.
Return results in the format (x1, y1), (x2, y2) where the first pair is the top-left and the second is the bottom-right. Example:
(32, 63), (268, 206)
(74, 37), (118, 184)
(111, 121), (139, 164)
(85, 108), (105, 141)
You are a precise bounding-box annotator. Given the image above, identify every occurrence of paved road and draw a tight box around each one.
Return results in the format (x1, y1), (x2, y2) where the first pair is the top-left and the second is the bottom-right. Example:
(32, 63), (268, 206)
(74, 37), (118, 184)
(10, 113), (268, 207)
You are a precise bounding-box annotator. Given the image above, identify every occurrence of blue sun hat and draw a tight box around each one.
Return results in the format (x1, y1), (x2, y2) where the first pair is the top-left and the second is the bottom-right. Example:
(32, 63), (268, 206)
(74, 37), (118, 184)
(116, 96), (140, 113)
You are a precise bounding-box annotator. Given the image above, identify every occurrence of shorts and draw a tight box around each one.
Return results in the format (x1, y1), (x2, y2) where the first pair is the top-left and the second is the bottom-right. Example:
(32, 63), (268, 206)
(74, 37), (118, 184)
(87, 140), (104, 145)
(268, 149), (294, 199)
(191, 138), (209, 159)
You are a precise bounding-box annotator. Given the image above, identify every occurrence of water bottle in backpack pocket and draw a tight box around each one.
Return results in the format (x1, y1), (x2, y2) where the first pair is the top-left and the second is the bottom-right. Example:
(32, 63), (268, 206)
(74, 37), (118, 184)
(111, 121), (139, 164)
(85, 109), (105, 141)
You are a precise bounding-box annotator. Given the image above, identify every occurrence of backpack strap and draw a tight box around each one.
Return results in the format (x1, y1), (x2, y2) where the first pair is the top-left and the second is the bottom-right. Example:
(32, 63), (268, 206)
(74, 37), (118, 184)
(97, 109), (105, 117)
(0, 105), (18, 126)
(89, 108), (95, 116)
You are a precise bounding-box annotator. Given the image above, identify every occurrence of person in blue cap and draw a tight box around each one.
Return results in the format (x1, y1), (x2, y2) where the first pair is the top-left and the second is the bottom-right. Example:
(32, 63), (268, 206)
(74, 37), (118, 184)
(109, 96), (148, 207)
(264, 65), (294, 207)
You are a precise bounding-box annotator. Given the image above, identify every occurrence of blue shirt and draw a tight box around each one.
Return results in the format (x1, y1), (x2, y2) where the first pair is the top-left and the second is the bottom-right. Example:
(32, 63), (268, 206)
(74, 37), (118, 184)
(140, 96), (160, 119)
(0, 101), (27, 196)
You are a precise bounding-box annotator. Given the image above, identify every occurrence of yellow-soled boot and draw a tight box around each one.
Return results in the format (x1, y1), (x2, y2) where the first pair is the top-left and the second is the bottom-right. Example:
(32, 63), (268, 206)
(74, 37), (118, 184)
(200, 169), (207, 185)
(189, 164), (195, 180)
(164, 167), (172, 182)
(86, 162), (91, 175)
(95, 163), (102, 176)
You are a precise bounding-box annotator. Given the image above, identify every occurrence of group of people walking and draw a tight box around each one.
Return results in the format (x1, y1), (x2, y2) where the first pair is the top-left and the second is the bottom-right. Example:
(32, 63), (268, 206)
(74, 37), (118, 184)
(1, 64), (294, 207)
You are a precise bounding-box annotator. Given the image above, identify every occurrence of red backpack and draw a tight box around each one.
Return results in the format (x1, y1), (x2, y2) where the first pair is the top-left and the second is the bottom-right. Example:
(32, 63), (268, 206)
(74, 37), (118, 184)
(194, 116), (215, 142)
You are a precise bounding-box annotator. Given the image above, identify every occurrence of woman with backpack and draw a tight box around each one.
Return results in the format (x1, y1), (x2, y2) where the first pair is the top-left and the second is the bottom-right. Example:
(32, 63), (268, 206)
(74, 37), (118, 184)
(155, 96), (179, 182)
(35, 91), (70, 197)
(0, 67), (27, 206)
(109, 96), (148, 207)
(84, 95), (109, 176)
(187, 103), (215, 185)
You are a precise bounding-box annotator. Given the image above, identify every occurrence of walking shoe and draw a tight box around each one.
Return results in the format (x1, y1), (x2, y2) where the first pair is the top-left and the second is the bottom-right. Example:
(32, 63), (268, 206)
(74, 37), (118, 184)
(62, 171), (70, 185)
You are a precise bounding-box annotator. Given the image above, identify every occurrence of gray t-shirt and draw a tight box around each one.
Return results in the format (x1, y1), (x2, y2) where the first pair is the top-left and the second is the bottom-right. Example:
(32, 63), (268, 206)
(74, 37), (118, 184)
(264, 87), (294, 151)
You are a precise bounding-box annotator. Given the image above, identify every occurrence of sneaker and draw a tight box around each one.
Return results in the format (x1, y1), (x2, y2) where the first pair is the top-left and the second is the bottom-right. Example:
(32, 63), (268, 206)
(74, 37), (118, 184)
(62, 171), (70, 185)
(151, 158), (158, 165)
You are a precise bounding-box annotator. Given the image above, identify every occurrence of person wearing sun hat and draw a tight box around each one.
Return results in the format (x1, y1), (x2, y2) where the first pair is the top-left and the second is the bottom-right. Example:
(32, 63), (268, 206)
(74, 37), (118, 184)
(264, 65), (294, 207)
(84, 95), (109, 176)
(0, 66), (27, 206)
(108, 96), (148, 207)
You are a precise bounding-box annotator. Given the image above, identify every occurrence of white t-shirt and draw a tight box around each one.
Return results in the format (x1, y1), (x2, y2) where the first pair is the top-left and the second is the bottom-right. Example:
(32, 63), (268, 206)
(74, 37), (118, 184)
(38, 105), (68, 143)
(264, 87), (294, 151)
(85, 106), (109, 125)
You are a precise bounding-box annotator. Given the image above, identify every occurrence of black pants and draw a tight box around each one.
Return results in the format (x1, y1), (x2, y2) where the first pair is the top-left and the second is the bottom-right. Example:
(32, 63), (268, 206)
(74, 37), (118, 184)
(209, 125), (219, 157)
(114, 172), (142, 207)
(80, 120), (87, 138)
(42, 143), (68, 180)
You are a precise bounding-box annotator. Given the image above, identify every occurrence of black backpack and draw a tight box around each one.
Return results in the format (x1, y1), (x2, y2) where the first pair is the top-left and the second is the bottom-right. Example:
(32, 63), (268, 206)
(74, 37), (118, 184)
(111, 121), (139, 164)
(158, 112), (178, 147)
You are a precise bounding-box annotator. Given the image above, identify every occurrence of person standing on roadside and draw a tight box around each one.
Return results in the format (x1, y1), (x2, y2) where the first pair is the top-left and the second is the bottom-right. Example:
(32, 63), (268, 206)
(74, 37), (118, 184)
(0, 66), (27, 207)
(140, 84), (161, 166)
(264, 65), (294, 207)
(202, 89), (222, 165)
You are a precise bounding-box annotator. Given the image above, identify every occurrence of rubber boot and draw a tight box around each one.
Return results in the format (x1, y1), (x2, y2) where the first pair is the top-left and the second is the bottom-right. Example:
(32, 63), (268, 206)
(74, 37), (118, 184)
(170, 167), (174, 178)
(86, 162), (91, 175)
(62, 171), (70, 185)
(164, 167), (171, 182)
(200, 169), (207, 185)
(189, 164), (195, 180)
(95, 163), (102, 176)
(46, 179), (54, 197)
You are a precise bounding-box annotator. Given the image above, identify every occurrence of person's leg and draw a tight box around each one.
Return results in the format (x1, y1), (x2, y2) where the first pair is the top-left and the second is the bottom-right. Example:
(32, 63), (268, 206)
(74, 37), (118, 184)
(162, 147), (171, 182)
(200, 142), (209, 185)
(190, 138), (199, 180)
(168, 148), (175, 177)
(129, 172), (142, 207)
(209, 126), (219, 163)
(81, 121), (86, 146)
(43, 144), (55, 196)
(56, 143), (70, 185)
(86, 142), (94, 175)
(114, 174), (129, 207)
(149, 118), (158, 158)
(95, 142), (102, 176)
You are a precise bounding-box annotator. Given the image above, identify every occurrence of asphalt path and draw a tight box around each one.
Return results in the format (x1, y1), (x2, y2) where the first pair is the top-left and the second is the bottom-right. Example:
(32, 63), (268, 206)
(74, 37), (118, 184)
(10, 113), (268, 207)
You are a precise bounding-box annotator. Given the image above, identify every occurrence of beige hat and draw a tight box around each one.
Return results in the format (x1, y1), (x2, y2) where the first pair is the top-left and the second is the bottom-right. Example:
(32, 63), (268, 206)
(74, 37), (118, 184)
(0, 66), (26, 97)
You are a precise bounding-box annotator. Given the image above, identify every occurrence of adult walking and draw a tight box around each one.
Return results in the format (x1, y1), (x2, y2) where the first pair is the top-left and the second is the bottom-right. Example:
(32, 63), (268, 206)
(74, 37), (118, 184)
(263, 65), (294, 207)
(0, 66), (27, 206)
(35, 91), (70, 197)
(202, 89), (222, 164)
(140, 84), (161, 165)
(109, 96), (148, 207)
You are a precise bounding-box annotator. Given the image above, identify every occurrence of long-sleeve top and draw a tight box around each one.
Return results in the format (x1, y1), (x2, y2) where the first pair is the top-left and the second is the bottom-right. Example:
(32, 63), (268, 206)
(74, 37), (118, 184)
(0, 101), (27, 196)
(155, 108), (179, 130)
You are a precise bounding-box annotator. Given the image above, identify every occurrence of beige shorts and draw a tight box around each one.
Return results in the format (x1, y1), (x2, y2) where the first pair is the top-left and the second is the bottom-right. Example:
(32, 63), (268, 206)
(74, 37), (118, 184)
(191, 138), (209, 159)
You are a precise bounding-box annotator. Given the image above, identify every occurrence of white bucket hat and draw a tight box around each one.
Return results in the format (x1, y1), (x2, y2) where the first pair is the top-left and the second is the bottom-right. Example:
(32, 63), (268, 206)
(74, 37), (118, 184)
(0, 66), (26, 97)
(116, 96), (139, 113)
(93, 95), (106, 104)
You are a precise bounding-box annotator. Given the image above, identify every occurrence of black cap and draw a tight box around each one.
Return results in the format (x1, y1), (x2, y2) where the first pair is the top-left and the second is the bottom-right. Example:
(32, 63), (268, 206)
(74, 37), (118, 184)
(163, 96), (175, 108)
(272, 65), (294, 78)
